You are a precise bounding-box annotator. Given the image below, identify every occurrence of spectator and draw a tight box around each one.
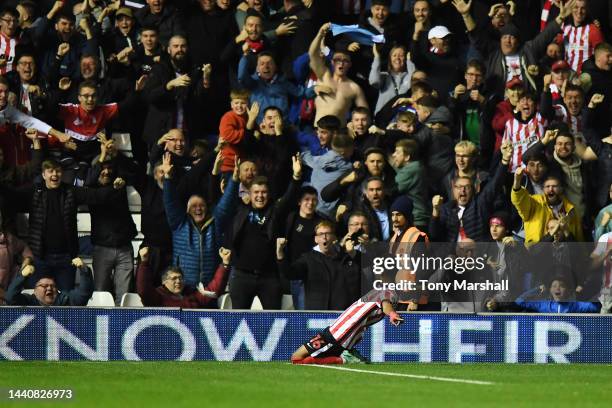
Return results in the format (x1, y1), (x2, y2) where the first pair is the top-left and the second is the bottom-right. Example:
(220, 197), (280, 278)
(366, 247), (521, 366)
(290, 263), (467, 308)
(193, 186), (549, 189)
(281, 185), (322, 309)
(135, 0), (183, 47)
(511, 167), (585, 246)
(591, 230), (612, 313)
(161, 152), (239, 288)
(227, 156), (303, 309)
(276, 220), (361, 310)
(86, 149), (137, 306)
(441, 140), (489, 202)
(594, 183), (612, 241)
(0, 128), (44, 188)
(0, 7), (21, 75)
(515, 276), (600, 313)
(369, 44), (415, 116)
(308, 23), (368, 125)
(218, 90), (258, 175)
(429, 142), (512, 243)
(137, 246), (231, 308)
(561, 0), (604, 73)
(238, 51), (315, 122)
(491, 78), (524, 153)
(302, 132), (354, 219)
(295, 114), (339, 156)
(390, 139), (429, 230)
(343, 176), (393, 242)
(5, 257), (94, 306)
(0, 209), (33, 290)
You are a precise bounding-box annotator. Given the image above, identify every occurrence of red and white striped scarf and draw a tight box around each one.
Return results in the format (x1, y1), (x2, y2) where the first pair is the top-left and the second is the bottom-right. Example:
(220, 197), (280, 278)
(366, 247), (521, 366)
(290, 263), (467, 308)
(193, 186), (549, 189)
(540, 0), (554, 31)
(0, 33), (18, 75)
(502, 112), (548, 172)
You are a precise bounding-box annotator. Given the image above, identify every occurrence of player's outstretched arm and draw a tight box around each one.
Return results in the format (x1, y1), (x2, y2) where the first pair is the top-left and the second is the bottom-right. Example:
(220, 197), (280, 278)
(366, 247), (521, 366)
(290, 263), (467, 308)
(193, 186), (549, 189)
(382, 300), (404, 326)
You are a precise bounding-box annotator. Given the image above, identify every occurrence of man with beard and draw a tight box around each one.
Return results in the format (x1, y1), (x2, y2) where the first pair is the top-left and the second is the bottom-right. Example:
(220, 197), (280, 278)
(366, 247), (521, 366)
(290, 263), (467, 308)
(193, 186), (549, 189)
(5, 257), (93, 306)
(430, 142), (512, 243)
(511, 167), (584, 246)
(142, 34), (210, 150)
(276, 220), (361, 311)
(228, 155), (303, 309)
(308, 23), (368, 126)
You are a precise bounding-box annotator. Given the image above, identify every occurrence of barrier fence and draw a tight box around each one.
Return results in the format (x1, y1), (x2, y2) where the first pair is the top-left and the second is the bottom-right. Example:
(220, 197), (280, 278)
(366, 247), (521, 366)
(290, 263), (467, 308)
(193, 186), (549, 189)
(1, 308), (611, 363)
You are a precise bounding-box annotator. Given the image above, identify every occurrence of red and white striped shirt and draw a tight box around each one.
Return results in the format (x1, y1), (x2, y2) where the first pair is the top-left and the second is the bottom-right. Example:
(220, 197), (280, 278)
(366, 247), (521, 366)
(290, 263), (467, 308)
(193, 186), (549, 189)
(552, 104), (584, 143)
(328, 289), (397, 349)
(562, 23), (604, 73)
(58, 103), (119, 141)
(0, 33), (18, 75)
(502, 112), (548, 172)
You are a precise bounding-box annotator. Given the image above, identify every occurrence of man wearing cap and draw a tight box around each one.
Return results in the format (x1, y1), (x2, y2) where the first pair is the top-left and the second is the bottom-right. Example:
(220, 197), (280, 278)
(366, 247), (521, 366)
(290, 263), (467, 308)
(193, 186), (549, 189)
(467, 0), (575, 96)
(308, 23), (369, 126)
(410, 24), (460, 103)
(102, 7), (138, 79)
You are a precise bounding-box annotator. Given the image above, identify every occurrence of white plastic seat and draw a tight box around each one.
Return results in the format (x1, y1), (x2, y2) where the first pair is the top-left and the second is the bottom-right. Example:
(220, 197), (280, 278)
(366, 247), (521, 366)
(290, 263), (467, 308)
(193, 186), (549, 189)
(87, 291), (115, 307)
(127, 186), (142, 212)
(250, 296), (263, 310)
(120, 293), (143, 307)
(21, 289), (34, 295)
(218, 293), (232, 309)
(77, 213), (91, 234)
(112, 132), (132, 152)
(281, 294), (294, 310)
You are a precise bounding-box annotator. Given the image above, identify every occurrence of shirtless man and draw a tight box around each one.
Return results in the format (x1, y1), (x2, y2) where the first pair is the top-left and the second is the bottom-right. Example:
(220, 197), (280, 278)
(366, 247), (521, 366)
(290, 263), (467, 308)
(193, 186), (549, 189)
(309, 23), (368, 126)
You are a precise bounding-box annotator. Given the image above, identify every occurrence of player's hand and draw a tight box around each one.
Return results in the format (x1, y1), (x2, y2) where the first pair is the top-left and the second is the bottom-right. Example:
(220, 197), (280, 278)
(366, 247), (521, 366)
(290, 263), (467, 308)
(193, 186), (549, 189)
(388, 311), (404, 326)
(72, 258), (84, 268)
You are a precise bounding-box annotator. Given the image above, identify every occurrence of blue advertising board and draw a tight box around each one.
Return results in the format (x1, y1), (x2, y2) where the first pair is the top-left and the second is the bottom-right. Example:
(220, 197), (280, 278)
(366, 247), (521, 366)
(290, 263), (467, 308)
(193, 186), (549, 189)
(1, 308), (611, 363)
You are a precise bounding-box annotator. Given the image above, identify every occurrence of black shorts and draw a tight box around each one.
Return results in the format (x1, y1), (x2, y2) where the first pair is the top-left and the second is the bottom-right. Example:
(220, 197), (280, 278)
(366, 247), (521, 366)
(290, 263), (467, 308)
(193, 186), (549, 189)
(303, 328), (345, 358)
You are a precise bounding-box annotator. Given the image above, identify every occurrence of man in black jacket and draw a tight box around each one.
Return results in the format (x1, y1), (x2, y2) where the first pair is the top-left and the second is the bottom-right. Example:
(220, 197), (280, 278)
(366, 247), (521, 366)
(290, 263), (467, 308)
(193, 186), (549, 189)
(276, 220), (361, 311)
(87, 147), (137, 306)
(227, 155), (302, 309)
(141, 34), (211, 150)
(6, 158), (123, 291)
(135, 0), (183, 47)
(429, 142), (512, 243)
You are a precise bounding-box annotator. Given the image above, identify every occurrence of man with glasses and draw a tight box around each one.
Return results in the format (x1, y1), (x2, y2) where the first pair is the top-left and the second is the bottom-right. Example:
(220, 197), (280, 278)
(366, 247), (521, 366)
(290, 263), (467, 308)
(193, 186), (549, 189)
(0, 7), (20, 75)
(4, 257), (94, 306)
(277, 220), (361, 310)
(308, 23), (368, 126)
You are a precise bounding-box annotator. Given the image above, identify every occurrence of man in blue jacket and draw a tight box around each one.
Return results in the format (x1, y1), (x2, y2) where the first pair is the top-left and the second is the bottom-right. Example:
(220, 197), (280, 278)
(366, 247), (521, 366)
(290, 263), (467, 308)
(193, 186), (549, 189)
(161, 152), (239, 288)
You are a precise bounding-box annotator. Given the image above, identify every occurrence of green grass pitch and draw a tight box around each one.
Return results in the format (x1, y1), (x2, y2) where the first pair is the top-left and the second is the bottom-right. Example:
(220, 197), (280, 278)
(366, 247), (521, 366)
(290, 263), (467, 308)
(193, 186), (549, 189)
(1, 362), (610, 407)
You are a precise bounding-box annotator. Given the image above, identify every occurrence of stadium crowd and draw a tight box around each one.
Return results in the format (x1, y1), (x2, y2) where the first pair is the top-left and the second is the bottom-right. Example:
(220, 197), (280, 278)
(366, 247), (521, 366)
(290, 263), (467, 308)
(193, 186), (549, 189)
(0, 0), (610, 313)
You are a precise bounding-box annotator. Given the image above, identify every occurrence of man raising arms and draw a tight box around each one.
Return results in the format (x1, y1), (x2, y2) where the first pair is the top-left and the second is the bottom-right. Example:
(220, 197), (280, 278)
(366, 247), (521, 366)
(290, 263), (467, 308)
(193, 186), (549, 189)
(308, 23), (368, 126)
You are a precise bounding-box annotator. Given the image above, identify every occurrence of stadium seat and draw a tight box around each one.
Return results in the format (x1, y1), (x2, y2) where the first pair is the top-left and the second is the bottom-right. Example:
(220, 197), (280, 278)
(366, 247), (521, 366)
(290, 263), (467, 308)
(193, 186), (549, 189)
(87, 291), (115, 307)
(250, 296), (263, 310)
(131, 213), (143, 238)
(120, 293), (144, 307)
(77, 213), (92, 235)
(127, 186), (142, 212)
(281, 295), (294, 310)
(218, 293), (232, 309)
(15, 213), (29, 239)
(21, 289), (34, 295)
(112, 132), (132, 155)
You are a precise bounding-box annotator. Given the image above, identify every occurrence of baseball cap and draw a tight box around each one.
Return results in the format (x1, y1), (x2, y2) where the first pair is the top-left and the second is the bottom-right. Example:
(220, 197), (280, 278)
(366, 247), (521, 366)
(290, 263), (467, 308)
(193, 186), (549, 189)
(505, 77), (523, 89)
(116, 7), (134, 19)
(551, 60), (570, 72)
(428, 26), (451, 40)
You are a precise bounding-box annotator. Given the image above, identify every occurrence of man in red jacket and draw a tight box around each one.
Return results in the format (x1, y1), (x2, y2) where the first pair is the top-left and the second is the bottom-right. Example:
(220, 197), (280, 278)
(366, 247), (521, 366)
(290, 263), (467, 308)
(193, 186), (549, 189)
(137, 246), (231, 308)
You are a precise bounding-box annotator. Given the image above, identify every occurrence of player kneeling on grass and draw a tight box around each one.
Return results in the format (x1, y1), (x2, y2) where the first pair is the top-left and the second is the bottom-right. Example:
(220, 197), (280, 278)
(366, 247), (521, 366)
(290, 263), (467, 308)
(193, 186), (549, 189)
(4, 258), (94, 306)
(290, 270), (410, 365)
